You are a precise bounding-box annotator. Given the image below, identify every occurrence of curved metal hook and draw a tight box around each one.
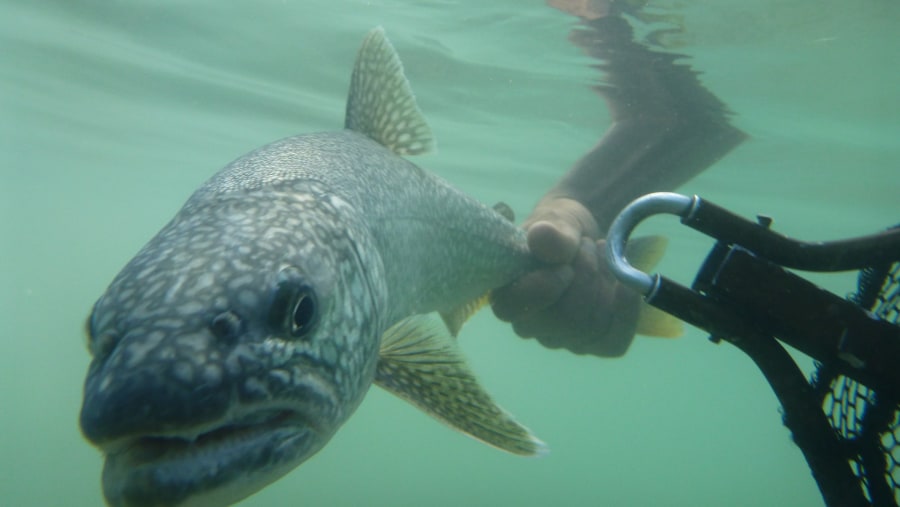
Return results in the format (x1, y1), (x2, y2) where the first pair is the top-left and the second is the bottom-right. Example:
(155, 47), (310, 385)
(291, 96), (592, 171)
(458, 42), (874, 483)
(604, 192), (696, 296)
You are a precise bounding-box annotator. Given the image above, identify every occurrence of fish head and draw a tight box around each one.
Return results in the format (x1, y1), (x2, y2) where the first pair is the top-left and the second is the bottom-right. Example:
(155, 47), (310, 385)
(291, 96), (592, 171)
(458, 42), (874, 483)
(80, 188), (384, 506)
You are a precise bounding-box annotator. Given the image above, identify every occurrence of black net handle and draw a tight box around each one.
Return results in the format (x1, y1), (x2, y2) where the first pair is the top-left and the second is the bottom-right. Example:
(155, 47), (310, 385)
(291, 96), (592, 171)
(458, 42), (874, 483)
(604, 193), (900, 507)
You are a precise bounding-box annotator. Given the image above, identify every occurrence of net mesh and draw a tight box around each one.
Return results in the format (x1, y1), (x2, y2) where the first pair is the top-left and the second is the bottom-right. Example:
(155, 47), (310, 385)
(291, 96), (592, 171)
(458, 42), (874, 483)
(815, 262), (900, 506)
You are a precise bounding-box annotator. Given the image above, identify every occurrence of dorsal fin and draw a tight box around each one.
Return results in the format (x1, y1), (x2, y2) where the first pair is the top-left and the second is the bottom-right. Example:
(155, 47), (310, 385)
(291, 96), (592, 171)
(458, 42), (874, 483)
(345, 27), (435, 155)
(376, 313), (547, 456)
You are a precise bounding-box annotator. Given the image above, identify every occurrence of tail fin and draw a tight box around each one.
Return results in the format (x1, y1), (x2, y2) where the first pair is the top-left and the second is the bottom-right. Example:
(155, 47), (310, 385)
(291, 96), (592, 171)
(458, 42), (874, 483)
(626, 235), (684, 338)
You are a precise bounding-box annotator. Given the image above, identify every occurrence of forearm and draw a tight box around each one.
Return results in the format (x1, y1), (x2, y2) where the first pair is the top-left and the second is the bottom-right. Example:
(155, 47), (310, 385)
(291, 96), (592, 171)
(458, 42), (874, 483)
(544, 14), (746, 233)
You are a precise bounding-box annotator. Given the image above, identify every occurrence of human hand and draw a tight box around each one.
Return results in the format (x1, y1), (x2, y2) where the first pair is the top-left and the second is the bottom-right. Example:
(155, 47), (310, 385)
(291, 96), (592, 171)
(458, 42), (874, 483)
(491, 197), (642, 357)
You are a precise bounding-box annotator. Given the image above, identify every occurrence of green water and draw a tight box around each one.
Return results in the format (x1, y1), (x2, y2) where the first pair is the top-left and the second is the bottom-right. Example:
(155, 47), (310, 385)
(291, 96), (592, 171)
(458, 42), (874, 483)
(2, 1), (898, 505)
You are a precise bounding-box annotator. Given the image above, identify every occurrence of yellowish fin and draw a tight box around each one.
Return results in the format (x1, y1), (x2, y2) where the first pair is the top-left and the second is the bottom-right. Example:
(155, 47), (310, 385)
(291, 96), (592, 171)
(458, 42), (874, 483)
(626, 235), (684, 338)
(439, 201), (515, 336)
(636, 304), (683, 338)
(624, 235), (668, 272)
(345, 27), (435, 156)
(440, 294), (490, 337)
(375, 313), (547, 456)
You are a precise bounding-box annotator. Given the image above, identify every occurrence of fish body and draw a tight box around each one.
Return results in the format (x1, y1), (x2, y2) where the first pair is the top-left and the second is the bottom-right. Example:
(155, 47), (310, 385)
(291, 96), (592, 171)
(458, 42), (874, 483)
(80, 28), (542, 507)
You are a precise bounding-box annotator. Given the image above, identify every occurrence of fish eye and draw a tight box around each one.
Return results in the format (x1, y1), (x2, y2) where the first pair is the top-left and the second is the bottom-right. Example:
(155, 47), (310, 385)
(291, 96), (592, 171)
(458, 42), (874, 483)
(290, 290), (317, 337)
(268, 274), (318, 339)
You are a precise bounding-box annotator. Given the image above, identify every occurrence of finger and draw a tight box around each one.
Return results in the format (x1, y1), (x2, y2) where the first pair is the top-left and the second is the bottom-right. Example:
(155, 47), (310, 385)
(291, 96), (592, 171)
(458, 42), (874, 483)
(512, 240), (641, 356)
(576, 296), (639, 357)
(523, 198), (599, 263)
(526, 220), (581, 264)
(508, 241), (604, 338)
(512, 303), (589, 344)
(565, 284), (640, 357)
(518, 291), (616, 354)
(490, 264), (574, 322)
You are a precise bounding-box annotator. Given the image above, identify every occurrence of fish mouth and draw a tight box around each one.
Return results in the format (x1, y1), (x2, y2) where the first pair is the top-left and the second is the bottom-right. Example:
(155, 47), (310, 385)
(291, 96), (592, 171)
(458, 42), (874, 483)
(101, 407), (325, 507)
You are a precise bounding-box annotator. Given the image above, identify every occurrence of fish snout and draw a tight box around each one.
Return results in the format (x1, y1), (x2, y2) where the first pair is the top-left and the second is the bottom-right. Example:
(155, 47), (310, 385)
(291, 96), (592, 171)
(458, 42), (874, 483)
(79, 334), (232, 446)
(79, 324), (344, 447)
(81, 327), (343, 507)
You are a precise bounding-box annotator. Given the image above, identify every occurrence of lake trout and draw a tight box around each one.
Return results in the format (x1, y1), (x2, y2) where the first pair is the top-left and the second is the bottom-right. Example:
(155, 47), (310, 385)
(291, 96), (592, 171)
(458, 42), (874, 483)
(80, 27), (672, 507)
(79, 27), (548, 507)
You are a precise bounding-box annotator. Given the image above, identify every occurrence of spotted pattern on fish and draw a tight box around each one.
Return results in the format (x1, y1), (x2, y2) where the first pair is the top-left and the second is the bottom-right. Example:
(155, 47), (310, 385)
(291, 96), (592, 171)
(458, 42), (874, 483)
(80, 27), (542, 507)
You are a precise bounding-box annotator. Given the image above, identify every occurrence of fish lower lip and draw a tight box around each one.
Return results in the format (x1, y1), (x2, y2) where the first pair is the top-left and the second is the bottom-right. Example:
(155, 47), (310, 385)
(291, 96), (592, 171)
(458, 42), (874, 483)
(112, 409), (304, 461)
(101, 409), (320, 507)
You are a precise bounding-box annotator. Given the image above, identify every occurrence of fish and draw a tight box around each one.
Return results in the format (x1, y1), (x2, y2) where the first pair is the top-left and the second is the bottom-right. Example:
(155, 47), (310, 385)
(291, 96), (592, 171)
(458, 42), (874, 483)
(79, 26), (675, 507)
(79, 27), (529, 507)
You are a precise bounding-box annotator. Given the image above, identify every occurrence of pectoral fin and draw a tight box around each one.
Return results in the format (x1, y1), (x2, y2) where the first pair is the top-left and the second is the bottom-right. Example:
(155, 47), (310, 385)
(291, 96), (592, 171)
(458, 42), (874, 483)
(376, 313), (547, 456)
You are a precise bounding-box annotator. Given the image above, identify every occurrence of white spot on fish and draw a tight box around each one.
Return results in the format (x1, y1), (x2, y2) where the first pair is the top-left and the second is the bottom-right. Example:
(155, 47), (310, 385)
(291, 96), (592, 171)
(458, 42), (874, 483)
(99, 374), (113, 393)
(232, 258), (253, 273)
(185, 256), (208, 271)
(268, 369), (291, 387)
(201, 363), (224, 386)
(173, 361), (194, 384)
(135, 266), (156, 280)
(244, 377), (270, 399)
(257, 338), (296, 367)
(158, 346), (176, 361)
(116, 288), (135, 304)
(164, 274), (188, 302)
(124, 330), (165, 368)
(176, 332), (209, 352)
(191, 273), (215, 294)
(237, 289), (258, 308)
(176, 301), (205, 316)
(228, 274), (254, 290)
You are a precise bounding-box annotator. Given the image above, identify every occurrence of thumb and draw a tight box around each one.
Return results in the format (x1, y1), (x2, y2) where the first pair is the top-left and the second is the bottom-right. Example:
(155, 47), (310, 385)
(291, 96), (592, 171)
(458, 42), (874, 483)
(524, 198), (599, 264)
(526, 220), (580, 264)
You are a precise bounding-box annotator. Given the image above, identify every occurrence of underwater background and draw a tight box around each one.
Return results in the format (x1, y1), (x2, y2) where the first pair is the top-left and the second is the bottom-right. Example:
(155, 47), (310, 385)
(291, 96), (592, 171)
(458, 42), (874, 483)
(2, 1), (898, 505)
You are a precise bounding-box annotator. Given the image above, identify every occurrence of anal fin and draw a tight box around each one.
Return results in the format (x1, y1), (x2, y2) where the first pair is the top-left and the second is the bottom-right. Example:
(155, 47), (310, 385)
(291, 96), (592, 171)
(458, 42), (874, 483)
(438, 201), (515, 337)
(440, 294), (490, 337)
